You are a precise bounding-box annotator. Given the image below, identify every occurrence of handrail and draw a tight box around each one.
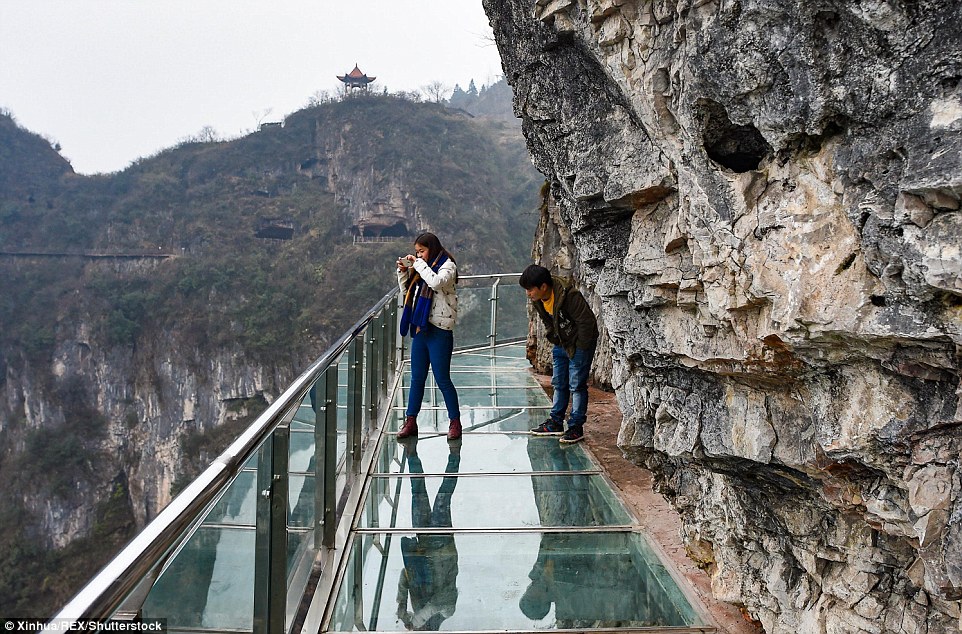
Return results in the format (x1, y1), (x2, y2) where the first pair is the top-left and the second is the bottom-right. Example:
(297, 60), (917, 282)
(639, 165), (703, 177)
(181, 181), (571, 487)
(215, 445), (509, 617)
(458, 272), (522, 280)
(52, 288), (400, 625)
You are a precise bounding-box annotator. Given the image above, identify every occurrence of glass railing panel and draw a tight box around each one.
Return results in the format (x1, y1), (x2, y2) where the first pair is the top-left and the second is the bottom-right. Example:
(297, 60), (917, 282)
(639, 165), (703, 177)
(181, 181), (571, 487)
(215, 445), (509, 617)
(204, 470), (256, 526)
(287, 529), (312, 573)
(328, 531), (703, 631)
(141, 422), (283, 631)
(286, 526), (314, 619)
(495, 287), (530, 344)
(141, 525), (255, 631)
(359, 474), (631, 529)
(289, 428), (316, 473)
(375, 434), (596, 474)
(453, 286), (491, 349)
(289, 474), (315, 529)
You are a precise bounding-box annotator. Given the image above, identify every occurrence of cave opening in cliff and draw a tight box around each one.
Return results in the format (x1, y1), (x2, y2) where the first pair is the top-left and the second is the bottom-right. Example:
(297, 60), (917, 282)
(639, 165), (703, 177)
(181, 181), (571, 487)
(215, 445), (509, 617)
(351, 221), (411, 242)
(697, 99), (772, 173)
(379, 221), (409, 238)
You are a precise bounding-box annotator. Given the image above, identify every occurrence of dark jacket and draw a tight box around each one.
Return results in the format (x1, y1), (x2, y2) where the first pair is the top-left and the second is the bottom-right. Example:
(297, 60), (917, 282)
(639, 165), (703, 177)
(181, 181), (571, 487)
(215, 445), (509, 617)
(531, 276), (598, 357)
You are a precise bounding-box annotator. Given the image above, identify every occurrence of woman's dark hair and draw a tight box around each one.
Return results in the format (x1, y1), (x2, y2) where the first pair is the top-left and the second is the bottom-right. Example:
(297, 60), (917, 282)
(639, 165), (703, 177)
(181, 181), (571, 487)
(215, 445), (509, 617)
(414, 232), (445, 262)
(414, 232), (457, 280)
(519, 264), (552, 290)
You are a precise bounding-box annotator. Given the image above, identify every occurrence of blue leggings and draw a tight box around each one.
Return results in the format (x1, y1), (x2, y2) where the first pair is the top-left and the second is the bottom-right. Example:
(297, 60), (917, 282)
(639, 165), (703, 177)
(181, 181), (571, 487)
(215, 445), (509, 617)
(406, 324), (460, 420)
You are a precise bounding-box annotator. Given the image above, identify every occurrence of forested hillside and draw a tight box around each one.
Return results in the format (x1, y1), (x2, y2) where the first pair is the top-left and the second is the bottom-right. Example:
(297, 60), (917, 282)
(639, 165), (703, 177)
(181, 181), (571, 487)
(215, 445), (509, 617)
(0, 92), (541, 615)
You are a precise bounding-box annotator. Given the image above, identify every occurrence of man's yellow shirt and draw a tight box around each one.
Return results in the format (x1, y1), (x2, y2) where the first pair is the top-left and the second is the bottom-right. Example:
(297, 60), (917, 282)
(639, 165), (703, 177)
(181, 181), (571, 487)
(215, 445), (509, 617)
(541, 290), (555, 315)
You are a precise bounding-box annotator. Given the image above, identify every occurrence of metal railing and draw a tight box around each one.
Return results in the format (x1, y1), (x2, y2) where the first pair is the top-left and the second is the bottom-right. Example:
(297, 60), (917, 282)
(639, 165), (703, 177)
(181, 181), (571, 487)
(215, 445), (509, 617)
(454, 273), (524, 350)
(51, 273), (528, 634)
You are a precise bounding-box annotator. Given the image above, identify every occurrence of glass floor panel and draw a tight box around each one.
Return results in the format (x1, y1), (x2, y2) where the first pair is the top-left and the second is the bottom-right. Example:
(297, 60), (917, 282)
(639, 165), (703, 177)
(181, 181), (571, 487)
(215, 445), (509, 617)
(374, 433), (597, 475)
(401, 368), (541, 389)
(447, 353), (532, 370)
(385, 407), (552, 433)
(398, 386), (550, 409)
(329, 531), (704, 631)
(360, 474), (632, 529)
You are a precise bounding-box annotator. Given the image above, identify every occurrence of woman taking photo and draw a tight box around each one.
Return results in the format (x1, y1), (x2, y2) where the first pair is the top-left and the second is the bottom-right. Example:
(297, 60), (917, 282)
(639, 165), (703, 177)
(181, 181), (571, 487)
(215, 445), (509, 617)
(396, 232), (461, 441)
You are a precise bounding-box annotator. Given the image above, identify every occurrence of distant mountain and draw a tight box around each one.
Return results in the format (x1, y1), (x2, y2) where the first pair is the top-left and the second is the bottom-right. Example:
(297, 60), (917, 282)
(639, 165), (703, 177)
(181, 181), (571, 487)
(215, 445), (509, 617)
(449, 78), (516, 120)
(0, 111), (73, 201)
(0, 92), (542, 615)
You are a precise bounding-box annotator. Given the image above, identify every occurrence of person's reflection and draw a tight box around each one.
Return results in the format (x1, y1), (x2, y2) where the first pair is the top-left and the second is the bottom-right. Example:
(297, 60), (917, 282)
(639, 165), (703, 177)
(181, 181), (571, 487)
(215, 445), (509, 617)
(396, 437), (461, 630)
(519, 437), (646, 627)
(525, 435), (592, 526)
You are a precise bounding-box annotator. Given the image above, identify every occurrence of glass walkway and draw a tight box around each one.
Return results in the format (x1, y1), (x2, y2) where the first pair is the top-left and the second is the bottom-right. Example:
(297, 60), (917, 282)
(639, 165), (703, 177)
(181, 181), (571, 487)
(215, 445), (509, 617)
(325, 344), (709, 632)
(52, 276), (714, 634)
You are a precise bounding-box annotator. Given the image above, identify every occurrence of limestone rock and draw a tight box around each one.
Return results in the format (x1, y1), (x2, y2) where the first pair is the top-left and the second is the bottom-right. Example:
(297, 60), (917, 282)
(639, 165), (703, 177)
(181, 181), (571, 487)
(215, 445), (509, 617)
(485, 0), (962, 630)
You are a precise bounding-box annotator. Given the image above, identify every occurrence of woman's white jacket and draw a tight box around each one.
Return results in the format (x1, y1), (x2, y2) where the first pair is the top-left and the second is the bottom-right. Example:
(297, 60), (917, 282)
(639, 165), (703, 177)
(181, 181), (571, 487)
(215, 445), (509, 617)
(396, 259), (458, 331)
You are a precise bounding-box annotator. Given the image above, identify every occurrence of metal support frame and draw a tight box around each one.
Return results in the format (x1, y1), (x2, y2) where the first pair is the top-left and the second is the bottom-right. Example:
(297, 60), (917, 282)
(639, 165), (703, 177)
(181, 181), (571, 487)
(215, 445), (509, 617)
(253, 426), (289, 634)
(489, 276), (501, 348)
(394, 298), (405, 369)
(347, 337), (363, 474)
(379, 308), (390, 402)
(315, 365), (338, 549)
(366, 314), (379, 431)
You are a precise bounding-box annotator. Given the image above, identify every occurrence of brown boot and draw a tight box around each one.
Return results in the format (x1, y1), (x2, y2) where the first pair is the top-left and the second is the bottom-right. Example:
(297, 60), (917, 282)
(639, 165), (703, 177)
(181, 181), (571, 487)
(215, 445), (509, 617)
(397, 415), (418, 439)
(447, 418), (462, 440)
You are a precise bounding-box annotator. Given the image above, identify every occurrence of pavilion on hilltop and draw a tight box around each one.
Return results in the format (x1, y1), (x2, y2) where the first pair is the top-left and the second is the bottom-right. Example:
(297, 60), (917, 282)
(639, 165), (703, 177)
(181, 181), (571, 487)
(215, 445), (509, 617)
(337, 65), (376, 94)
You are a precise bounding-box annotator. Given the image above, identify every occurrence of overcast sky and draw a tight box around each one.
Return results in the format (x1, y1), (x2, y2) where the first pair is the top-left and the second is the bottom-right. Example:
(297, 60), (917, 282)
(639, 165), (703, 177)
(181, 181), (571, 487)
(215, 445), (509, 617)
(0, 0), (505, 175)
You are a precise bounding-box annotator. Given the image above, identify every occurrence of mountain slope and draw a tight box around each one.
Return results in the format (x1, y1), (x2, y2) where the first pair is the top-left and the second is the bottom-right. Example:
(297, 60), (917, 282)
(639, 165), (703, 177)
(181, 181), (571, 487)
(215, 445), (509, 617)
(0, 94), (541, 615)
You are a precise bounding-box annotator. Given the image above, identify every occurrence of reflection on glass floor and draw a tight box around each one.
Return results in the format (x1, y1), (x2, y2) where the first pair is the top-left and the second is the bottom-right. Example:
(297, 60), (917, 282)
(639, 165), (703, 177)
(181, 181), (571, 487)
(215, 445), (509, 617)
(325, 343), (707, 632)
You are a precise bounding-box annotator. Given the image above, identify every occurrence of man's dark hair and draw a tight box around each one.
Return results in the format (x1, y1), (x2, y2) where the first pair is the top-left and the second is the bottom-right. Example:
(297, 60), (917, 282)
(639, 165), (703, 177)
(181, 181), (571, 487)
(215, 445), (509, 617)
(519, 264), (552, 290)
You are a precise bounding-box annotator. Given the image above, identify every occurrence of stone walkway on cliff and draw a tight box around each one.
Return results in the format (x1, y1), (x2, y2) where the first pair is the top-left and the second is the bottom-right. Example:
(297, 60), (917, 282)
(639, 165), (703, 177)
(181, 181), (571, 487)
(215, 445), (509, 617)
(533, 374), (764, 634)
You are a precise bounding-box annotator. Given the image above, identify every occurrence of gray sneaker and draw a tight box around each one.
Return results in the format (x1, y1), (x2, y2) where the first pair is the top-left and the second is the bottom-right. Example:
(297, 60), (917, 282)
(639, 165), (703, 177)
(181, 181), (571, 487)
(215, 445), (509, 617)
(559, 426), (584, 444)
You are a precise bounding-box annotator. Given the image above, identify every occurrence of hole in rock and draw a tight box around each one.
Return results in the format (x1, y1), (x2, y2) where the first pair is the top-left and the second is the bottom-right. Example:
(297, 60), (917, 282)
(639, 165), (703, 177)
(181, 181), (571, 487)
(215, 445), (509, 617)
(870, 295), (887, 307)
(941, 292), (962, 307)
(834, 252), (857, 275)
(697, 99), (772, 172)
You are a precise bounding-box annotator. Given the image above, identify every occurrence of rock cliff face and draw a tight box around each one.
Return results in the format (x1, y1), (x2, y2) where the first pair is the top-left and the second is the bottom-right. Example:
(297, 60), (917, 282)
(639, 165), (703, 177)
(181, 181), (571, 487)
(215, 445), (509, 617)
(484, 0), (962, 631)
(4, 257), (302, 546)
(314, 120), (423, 239)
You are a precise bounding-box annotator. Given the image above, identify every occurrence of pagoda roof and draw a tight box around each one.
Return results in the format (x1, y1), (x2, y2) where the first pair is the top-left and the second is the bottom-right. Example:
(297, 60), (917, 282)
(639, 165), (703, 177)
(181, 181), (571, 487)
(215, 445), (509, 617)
(337, 64), (376, 83)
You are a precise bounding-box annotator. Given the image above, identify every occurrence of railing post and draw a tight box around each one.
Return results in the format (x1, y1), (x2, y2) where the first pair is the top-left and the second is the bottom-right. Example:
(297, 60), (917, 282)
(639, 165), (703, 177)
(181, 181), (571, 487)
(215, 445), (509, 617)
(389, 300), (398, 371)
(314, 365), (338, 549)
(489, 277), (501, 348)
(395, 297), (405, 368)
(253, 425), (289, 634)
(380, 309), (390, 402)
(366, 315), (379, 430)
(347, 336), (363, 474)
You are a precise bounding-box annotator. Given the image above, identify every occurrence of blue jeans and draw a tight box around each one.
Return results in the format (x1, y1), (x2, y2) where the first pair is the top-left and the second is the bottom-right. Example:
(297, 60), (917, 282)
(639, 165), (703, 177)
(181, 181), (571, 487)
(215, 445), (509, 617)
(549, 344), (595, 428)
(407, 324), (460, 420)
